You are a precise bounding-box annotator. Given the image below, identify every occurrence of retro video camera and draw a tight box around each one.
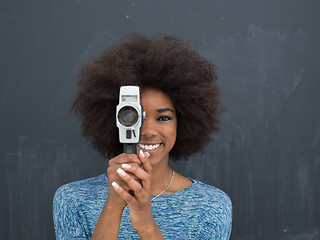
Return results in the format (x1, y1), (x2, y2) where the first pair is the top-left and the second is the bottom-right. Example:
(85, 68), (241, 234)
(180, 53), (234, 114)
(116, 86), (145, 154)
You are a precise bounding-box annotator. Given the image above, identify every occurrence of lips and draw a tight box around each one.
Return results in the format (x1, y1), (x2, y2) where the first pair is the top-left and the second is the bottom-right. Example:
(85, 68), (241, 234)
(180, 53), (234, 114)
(138, 143), (161, 151)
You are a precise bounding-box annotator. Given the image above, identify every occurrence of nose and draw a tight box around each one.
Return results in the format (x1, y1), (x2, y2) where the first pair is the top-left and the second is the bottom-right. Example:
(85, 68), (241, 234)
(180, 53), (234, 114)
(141, 118), (157, 138)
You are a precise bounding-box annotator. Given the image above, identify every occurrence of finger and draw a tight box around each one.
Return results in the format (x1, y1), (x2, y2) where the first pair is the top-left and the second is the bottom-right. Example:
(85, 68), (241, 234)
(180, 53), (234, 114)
(138, 150), (152, 174)
(111, 181), (136, 204)
(107, 155), (141, 182)
(137, 150), (152, 191)
(107, 162), (142, 193)
(121, 163), (150, 185)
(113, 179), (133, 192)
(109, 153), (141, 166)
(116, 168), (145, 198)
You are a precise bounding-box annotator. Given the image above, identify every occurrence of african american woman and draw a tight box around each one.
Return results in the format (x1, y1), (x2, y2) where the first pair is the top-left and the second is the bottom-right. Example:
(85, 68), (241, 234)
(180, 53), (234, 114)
(53, 33), (232, 240)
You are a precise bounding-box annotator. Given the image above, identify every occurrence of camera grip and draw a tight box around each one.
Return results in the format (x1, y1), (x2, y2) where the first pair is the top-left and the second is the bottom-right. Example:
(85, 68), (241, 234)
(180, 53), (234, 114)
(123, 143), (137, 154)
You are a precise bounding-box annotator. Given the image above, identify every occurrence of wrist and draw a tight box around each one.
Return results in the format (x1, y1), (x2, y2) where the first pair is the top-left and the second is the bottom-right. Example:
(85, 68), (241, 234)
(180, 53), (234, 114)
(91, 197), (125, 239)
(136, 221), (164, 240)
(106, 196), (127, 211)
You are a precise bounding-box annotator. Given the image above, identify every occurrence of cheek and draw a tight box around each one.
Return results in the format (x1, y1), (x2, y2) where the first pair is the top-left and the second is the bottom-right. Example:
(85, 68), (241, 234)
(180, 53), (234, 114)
(168, 122), (177, 145)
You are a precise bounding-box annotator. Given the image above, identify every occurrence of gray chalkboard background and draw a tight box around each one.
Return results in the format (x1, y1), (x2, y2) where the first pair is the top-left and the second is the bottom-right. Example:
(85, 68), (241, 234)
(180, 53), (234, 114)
(1, 1), (319, 239)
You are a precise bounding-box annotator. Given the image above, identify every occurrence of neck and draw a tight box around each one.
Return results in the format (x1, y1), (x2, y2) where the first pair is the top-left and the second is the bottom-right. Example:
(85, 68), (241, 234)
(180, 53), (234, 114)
(150, 159), (173, 195)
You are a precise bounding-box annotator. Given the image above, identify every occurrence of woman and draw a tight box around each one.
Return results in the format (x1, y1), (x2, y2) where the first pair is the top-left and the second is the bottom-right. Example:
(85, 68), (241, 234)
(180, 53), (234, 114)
(53, 33), (232, 239)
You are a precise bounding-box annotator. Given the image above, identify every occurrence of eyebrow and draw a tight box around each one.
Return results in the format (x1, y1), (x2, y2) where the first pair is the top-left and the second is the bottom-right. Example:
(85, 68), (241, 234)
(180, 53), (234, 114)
(156, 108), (174, 113)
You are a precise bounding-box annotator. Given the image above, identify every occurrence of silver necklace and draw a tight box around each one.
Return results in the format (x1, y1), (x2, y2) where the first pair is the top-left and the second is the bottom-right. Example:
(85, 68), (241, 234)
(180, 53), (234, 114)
(151, 170), (175, 202)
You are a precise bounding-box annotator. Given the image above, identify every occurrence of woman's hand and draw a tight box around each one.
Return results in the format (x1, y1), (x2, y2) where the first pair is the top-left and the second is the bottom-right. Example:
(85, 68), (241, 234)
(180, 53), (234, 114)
(92, 153), (143, 240)
(106, 153), (143, 210)
(112, 150), (163, 238)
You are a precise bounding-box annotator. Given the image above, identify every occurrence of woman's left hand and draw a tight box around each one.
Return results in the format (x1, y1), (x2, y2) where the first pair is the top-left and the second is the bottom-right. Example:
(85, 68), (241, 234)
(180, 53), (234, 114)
(111, 150), (161, 237)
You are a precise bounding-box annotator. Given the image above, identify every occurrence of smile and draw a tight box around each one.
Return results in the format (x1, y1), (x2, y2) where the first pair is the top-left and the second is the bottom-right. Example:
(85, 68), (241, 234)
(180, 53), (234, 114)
(139, 143), (161, 151)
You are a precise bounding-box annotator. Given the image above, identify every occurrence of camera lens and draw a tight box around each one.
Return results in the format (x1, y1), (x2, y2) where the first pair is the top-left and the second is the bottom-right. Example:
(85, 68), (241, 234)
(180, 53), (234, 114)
(118, 106), (139, 127)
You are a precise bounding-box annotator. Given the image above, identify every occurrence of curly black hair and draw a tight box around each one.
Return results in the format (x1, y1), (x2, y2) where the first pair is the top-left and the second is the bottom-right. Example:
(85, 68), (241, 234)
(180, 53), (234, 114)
(71, 33), (224, 161)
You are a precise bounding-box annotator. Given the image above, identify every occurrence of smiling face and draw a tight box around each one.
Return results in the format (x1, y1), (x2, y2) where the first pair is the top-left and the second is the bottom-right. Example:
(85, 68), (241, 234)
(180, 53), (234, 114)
(137, 88), (177, 167)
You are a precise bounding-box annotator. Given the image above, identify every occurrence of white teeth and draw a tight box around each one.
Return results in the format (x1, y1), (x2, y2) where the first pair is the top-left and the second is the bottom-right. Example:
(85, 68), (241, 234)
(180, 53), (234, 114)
(139, 144), (160, 150)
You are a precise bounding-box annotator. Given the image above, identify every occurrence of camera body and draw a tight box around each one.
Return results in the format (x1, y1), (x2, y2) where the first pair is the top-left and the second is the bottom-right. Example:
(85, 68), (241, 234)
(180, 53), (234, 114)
(116, 86), (145, 147)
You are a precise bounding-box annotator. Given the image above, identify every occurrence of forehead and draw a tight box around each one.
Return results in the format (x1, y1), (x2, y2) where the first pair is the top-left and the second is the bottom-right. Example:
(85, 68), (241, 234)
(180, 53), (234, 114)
(141, 88), (175, 111)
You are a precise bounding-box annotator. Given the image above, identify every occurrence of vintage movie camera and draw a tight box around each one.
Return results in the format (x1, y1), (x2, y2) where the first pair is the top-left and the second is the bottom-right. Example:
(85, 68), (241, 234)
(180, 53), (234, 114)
(116, 86), (145, 154)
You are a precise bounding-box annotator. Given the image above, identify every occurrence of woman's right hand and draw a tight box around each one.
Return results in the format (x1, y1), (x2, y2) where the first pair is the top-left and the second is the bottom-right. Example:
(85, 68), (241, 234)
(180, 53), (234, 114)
(106, 153), (143, 209)
(92, 153), (143, 239)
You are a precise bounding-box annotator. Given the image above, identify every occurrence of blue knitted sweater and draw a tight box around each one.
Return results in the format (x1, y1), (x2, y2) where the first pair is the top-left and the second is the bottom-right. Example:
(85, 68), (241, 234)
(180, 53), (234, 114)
(53, 174), (232, 239)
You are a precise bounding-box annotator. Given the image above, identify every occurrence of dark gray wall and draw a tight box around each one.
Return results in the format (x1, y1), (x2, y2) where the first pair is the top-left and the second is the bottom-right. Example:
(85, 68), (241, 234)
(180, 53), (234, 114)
(1, 1), (319, 239)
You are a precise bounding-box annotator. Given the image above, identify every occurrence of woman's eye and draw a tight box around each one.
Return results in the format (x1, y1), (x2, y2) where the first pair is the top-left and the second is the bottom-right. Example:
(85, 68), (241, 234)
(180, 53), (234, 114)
(158, 116), (172, 121)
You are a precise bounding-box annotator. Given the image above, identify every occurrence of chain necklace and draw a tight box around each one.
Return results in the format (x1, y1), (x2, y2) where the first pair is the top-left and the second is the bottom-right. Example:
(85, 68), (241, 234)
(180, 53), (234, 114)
(151, 170), (175, 202)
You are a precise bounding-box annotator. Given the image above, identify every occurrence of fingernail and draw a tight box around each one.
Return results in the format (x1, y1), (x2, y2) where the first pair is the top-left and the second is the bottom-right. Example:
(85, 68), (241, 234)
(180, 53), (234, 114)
(112, 182), (119, 189)
(145, 152), (150, 157)
(117, 168), (126, 176)
(139, 150), (145, 158)
(122, 163), (131, 169)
